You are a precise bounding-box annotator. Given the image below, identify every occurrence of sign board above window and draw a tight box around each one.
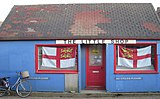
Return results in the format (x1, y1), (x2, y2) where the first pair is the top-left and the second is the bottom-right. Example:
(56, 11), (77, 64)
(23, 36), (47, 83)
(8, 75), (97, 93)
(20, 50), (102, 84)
(56, 40), (136, 44)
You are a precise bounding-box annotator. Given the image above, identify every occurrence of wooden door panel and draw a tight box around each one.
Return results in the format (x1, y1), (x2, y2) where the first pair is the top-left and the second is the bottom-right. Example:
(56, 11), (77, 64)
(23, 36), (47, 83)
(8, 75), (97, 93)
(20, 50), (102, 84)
(86, 45), (106, 89)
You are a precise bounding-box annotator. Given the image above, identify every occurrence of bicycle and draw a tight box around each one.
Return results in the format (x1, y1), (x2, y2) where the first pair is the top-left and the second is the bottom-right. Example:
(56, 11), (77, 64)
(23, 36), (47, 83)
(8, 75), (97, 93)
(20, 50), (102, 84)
(0, 71), (32, 98)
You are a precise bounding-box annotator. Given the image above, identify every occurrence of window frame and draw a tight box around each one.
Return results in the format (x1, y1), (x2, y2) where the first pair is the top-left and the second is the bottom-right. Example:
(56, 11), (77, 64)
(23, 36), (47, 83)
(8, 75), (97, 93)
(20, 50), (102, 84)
(35, 44), (78, 74)
(114, 43), (158, 74)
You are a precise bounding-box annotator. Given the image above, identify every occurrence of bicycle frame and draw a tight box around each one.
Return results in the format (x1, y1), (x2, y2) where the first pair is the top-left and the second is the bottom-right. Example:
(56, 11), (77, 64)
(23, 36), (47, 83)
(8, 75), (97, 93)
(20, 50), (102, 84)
(8, 72), (25, 91)
(10, 77), (21, 90)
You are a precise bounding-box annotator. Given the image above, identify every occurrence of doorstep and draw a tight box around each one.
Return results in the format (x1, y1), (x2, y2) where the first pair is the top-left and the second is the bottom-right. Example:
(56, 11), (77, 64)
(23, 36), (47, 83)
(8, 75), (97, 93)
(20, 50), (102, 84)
(81, 90), (106, 94)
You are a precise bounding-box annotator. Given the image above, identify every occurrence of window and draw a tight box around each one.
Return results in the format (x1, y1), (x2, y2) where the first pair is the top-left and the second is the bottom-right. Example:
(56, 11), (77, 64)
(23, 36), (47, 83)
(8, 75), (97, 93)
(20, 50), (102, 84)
(89, 45), (103, 66)
(114, 43), (158, 74)
(35, 44), (78, 73)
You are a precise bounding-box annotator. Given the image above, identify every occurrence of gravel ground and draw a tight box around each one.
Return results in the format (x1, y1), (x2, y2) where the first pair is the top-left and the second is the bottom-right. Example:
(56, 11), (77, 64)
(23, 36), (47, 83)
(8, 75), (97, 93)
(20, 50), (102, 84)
(1, 95), (160, 99)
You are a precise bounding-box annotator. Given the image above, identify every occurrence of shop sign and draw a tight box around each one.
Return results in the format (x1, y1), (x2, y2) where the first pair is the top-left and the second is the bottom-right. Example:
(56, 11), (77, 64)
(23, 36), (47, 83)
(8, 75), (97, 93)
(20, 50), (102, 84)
(28, 77), (49, 80)
(56, 40), (136, 44)
(115, 77), (142, 80)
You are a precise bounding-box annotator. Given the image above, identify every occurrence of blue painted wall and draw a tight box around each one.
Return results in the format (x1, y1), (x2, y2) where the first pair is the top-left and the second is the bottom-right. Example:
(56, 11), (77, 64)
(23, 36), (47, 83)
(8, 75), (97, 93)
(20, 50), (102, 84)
(78, 44), (81, 92)
(80, 45), (86, 90)
(106, 42), (160, 92)
(0, 41), (64, 92)
(1, 40), (160, 92)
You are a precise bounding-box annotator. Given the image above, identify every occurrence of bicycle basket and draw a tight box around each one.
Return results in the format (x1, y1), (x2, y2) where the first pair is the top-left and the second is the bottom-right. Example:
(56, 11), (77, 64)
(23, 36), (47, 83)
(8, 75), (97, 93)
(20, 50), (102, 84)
(21, 71), (30, 78)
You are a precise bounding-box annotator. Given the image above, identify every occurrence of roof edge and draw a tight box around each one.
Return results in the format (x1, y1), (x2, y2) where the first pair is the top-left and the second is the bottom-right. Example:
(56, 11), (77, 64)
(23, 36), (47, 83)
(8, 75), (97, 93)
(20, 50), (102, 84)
(1, 37), (160, 41)
(13, 3), (152, 7)
(151, 4), (160, 25)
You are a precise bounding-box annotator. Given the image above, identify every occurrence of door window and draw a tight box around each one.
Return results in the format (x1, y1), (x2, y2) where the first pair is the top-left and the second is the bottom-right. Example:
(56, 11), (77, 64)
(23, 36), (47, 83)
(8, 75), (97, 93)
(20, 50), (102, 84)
(89, 45), (102, 66)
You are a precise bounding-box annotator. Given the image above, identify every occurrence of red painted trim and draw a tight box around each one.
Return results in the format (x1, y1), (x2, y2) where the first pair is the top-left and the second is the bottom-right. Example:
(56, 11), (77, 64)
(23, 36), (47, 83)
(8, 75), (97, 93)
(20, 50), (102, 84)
(35, 45), (39, 73)
(154, 44), (158, 72)
(102, 45), (106, 88)
(114, 43), (158, 74)
(115, 70), (158, 74)
(35, 44), (78, 74)
(86, 45), (89, 87)
(36, 70), (78, 74)
(86, 45), (106, 89)
(114, 45), (117, 75)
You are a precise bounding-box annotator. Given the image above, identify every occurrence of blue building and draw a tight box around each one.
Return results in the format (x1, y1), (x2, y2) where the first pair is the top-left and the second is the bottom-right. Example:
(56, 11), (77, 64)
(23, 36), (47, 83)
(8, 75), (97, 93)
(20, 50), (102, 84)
(0, 3), (160, 92)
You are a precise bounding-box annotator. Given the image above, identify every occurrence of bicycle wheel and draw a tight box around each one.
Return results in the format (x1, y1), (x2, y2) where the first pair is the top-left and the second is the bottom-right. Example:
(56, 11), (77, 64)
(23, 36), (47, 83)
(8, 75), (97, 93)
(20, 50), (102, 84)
(16, 80), (32, 98)
(0, 87), (7, 97)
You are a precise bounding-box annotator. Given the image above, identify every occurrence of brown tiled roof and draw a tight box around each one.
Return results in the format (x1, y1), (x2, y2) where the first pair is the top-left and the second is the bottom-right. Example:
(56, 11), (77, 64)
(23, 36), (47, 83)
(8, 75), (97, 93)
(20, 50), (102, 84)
(0, 3), (160, 40)
(157, 7), (160, 19)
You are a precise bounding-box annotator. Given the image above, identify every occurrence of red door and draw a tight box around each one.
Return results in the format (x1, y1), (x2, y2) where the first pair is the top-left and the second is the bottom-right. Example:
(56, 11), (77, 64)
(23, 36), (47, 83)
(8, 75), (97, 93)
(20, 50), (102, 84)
(86, 45), (106, 90)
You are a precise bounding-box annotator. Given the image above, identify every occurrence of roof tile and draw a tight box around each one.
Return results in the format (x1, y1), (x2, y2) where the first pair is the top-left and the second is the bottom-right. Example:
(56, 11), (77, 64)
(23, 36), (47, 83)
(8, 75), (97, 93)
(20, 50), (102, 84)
(0, 3), (160, 40)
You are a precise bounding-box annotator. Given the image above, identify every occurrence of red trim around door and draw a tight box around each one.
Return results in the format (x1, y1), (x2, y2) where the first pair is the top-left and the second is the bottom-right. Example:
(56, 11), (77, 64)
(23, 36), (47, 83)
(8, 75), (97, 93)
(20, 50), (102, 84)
(86, 45), (106, 90)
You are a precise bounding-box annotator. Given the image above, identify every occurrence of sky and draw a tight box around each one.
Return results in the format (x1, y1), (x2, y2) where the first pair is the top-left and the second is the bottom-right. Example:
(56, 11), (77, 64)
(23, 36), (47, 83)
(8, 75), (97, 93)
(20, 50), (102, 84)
(0, 0), (159, 22)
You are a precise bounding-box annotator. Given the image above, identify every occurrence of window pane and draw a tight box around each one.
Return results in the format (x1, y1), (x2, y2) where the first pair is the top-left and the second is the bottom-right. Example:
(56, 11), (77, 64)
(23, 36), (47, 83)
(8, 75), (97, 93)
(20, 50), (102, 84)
(116, 44), (156, 72)
(38, 46), (77, 70)
(89, 45), (102, 66)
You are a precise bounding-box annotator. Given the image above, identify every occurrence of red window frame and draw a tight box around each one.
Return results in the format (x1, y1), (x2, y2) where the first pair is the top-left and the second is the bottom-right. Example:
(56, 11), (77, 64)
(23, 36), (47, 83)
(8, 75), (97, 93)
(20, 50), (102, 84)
(35, 44), (78, 74)
(114, 43), (158, 74)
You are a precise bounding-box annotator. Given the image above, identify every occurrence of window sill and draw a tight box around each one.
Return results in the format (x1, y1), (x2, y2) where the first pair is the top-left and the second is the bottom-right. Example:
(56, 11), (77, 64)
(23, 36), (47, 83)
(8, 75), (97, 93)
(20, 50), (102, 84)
(115, 70), (158, 74)
(36, 70), (78, 74)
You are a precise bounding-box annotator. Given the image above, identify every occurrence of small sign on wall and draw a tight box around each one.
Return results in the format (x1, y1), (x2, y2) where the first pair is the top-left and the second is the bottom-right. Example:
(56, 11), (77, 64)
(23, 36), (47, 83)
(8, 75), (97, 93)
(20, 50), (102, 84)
(115, 77), (143, 80)
(56, 40), (136, 44)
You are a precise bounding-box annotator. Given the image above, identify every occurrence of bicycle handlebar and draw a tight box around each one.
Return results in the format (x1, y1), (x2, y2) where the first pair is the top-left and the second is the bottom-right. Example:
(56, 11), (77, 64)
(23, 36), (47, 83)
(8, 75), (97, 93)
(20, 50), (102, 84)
(16, 72), (22, 77)
(16, 71), (20, 74)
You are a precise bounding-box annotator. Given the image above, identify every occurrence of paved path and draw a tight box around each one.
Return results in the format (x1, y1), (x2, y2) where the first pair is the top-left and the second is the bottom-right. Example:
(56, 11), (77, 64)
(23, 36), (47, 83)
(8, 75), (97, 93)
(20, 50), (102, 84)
(1, 91), (160, 99)
(1, 95), (160, 99)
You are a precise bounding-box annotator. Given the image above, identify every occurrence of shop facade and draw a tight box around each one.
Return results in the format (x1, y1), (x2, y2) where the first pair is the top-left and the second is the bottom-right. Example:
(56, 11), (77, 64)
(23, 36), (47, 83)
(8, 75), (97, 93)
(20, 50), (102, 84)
(0, 3), (160, 92)
(0, 40), (160, 92)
